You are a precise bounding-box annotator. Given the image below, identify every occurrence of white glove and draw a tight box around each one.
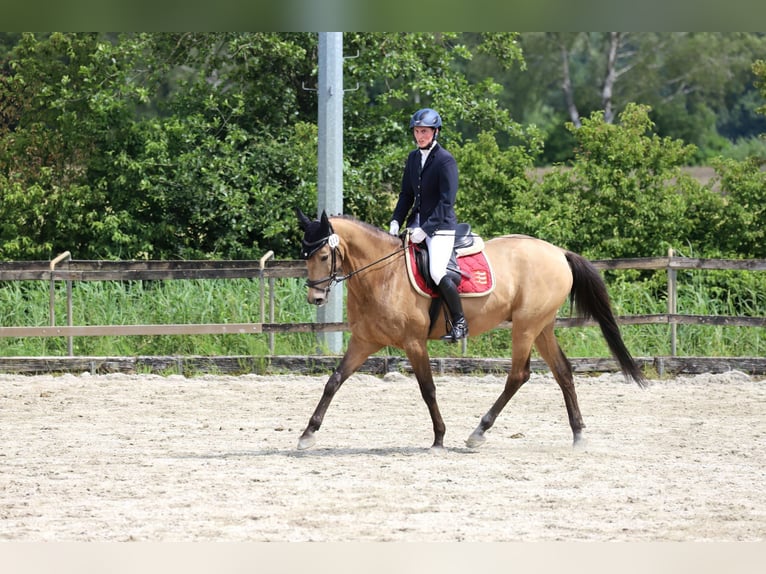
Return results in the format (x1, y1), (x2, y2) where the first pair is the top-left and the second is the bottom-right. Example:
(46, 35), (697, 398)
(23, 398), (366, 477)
(409, 227), (427, 244)
(388, 221), (400, 236)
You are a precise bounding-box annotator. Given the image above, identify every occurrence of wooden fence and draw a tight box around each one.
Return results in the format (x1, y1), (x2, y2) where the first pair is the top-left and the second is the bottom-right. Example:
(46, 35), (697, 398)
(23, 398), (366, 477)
(0, 251), (765, 376)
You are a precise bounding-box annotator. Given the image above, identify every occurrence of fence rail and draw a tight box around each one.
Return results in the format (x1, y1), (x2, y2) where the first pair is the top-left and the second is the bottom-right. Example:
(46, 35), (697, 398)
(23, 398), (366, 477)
(1, 252), (765, 373)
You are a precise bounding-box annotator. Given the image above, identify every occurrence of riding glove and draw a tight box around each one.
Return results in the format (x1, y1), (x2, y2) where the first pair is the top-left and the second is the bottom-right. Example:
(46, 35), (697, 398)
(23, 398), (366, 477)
(388, 221), (400, 236)
(409, 227), (427, 244)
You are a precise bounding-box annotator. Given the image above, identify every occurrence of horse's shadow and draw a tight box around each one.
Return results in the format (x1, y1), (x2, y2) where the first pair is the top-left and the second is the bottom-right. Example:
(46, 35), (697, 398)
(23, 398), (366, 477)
(175, 445), (482, 459)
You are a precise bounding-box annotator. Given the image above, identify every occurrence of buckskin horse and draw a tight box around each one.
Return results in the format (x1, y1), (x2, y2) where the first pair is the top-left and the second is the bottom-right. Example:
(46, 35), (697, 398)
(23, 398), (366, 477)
(296, 209), (647, 450)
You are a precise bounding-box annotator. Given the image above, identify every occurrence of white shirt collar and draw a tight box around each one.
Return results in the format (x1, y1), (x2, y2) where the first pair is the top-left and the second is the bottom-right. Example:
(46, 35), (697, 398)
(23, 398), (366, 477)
(419, 143), (436, 167)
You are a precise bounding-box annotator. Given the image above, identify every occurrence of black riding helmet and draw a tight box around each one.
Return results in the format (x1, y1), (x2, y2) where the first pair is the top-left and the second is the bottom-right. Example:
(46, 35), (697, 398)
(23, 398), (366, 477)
(409, 108), (442, 130)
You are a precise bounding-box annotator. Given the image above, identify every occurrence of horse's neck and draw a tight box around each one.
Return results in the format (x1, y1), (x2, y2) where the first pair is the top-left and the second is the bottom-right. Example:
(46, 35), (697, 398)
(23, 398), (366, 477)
(332, 219), (397, 273)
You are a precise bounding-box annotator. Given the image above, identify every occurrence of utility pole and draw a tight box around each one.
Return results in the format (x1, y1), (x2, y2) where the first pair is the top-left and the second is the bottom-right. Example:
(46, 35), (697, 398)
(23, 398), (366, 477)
(316, 32), (344, 353)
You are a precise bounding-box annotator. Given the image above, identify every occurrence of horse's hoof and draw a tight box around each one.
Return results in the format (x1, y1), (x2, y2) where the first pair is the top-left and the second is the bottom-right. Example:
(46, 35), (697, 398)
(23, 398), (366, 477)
(465, 431), (486, 449)
(572, 435), (588, 450)
(297, 433), (316, 450)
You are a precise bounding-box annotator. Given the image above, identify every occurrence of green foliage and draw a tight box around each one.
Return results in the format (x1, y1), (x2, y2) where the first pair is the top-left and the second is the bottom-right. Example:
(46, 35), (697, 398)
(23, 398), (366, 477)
(721, 136), (766, 161)
(453, 129), (543, 238)
(1, 32), (533, 259)
(710, 156), (766, 258)
(755, 59), (766, 115)
(1, 33), (766, 264)
(493, 33), (766, 164)
(0, 33), (321, 259)
(527, 104), (729, 259)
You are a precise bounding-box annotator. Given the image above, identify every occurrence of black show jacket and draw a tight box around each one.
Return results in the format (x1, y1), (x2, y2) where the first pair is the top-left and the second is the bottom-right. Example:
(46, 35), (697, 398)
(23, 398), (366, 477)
(391, 142), (459, 237)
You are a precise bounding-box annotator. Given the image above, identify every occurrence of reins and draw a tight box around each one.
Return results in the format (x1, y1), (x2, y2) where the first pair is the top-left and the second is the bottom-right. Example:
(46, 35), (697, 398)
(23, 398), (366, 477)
(337, 244), (406, 282)
(305, 234), (406, 294)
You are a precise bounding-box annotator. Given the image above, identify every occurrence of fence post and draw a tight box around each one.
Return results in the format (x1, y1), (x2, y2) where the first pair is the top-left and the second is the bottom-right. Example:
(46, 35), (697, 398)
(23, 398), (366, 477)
(259, 251), (275, 353)
(668, 247), (677, 356)
(49, 251), (72, 355)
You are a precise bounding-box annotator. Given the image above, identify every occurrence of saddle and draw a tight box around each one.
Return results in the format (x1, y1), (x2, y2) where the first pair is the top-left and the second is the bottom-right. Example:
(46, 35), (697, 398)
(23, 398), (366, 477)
(406, 223), (495, 298)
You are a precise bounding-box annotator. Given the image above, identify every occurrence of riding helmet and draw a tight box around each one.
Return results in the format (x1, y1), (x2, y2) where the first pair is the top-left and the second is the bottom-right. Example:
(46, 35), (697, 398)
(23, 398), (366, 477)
(409, 108), (442, 130)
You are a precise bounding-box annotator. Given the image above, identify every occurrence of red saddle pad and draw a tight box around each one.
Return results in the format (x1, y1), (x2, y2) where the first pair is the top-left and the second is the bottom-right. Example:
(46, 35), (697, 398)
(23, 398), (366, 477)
(406, 243), (495, 298)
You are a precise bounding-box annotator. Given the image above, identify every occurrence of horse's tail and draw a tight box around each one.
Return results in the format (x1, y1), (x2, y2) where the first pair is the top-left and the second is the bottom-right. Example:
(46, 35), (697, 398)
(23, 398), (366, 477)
(564, 251), (648, 388)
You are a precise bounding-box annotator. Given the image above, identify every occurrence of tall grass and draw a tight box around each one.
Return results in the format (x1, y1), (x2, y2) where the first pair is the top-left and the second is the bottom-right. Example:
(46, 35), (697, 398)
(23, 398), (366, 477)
(0, 270), (764, 358)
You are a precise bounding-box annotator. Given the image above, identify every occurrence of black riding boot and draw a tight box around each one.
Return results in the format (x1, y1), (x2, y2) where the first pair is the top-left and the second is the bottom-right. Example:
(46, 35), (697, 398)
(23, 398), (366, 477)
(437, 276), (468, 342)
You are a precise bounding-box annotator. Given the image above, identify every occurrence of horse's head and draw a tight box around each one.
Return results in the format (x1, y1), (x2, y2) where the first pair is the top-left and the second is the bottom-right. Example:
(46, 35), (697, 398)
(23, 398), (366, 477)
(296, 208), (341, 306)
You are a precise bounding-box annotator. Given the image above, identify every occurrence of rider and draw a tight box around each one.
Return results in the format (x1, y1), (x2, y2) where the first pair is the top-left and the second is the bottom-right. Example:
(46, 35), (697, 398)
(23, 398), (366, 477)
(388, 108), (468, 342)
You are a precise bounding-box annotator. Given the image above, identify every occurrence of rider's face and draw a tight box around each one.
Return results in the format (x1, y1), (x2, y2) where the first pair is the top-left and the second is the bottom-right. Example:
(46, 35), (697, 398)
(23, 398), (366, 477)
(413, 126), (436, 148)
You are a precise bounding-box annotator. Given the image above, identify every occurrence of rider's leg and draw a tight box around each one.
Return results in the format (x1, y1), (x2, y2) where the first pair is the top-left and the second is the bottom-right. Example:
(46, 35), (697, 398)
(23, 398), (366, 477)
(428, 232), (468, 342)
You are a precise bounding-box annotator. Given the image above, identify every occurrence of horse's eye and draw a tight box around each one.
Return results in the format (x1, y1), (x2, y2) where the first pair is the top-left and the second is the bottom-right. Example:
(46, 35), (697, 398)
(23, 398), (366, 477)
(320, 254), (329, 262)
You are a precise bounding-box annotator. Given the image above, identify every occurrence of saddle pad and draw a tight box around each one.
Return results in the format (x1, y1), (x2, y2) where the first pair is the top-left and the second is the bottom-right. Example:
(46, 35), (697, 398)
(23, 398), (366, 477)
(406, 243), (496, 298)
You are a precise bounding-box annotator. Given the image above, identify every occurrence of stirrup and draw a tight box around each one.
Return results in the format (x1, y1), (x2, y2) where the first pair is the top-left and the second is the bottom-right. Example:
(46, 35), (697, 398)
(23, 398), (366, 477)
(441, 316), (468, 342)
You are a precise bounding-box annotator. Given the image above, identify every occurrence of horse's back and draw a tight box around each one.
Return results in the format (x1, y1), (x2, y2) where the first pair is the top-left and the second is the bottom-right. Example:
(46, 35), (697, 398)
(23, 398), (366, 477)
(486, 234), (571, 275)
(482, 234), (573, 316)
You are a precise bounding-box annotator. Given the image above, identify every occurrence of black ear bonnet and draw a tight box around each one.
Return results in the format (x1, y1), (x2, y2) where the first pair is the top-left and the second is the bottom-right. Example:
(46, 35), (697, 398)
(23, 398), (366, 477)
(298, 210), (335, 260)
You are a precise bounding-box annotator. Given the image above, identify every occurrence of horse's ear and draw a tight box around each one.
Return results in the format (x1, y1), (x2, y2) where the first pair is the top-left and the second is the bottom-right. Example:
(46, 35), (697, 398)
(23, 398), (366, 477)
(296, 207), (312, 231)
(319, 210), (330, 227)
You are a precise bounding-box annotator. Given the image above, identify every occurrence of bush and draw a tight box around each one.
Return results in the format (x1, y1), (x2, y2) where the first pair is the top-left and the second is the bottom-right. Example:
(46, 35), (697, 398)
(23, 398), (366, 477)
(528, 104), (730, 259)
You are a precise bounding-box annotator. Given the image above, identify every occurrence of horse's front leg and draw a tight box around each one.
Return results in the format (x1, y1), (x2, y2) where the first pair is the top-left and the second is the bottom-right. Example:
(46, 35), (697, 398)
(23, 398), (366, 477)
(405, 342), (446, 449)
(297, 337), (381, 450)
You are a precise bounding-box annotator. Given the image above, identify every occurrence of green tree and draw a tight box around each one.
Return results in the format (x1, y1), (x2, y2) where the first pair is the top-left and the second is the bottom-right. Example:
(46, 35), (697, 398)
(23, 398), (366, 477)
(453, 129), (543, 238)
(485, 33), (766, 163)
(710, 156), (766, 258)
(0, 33), (321, 259)
(0, 33), (140, 259)
(1, 32), (533, 260)
(707, 59), (766, 258)
(2, 32), (764, 264)
(529, 104), (722, 259)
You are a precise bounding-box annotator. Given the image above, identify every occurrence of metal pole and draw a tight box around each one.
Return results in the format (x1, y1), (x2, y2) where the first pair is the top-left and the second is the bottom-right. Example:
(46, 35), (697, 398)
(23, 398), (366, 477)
(316, 32), (344, 354)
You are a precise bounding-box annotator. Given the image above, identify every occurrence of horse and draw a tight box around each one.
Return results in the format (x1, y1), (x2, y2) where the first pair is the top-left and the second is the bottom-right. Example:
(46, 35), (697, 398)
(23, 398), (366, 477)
(295, 208), (647, 451)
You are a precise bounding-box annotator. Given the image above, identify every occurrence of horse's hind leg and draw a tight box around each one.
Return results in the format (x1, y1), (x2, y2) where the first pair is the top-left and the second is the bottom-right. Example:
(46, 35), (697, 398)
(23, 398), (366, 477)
(534, 324), (586, 446)
(466, 333), (534, 448)
(297, 337), (381, 450)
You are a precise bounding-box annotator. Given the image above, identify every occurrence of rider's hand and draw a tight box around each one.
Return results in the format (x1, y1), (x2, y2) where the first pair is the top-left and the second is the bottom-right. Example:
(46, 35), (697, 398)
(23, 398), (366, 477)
(410, 227), (427, 244)
(388, 221), (400, 236)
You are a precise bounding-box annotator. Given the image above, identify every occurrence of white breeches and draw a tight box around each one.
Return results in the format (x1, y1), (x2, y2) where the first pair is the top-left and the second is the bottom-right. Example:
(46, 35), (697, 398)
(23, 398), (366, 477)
(425, 230), (456, 285)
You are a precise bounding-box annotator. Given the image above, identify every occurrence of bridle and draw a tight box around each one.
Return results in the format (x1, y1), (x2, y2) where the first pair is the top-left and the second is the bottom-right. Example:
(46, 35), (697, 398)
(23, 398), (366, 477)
(301, 226), (406, 296)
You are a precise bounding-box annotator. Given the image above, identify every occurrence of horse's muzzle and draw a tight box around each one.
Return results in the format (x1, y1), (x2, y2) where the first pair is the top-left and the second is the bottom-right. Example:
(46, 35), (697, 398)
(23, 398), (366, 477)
(307, 288), (328, 306)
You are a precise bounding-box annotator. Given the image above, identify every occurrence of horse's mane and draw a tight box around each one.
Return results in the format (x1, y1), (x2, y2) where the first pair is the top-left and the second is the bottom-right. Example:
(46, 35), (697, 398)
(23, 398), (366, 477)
(330, 214), (396, 242)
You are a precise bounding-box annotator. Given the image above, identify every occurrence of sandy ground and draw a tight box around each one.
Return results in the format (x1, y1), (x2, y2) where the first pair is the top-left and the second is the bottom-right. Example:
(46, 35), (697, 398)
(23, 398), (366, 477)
(1, 369), (764, 542)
